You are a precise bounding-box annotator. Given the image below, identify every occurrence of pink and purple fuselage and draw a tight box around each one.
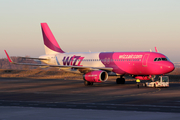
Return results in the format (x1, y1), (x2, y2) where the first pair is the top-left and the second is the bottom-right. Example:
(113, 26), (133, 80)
(51, 51), (174, 76)
(99, 52), (174, 75)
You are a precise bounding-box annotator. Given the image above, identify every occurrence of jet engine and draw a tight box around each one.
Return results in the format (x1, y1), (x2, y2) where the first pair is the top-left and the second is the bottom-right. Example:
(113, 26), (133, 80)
(83, 70), (108, 83)
(134, 75), (156, 80)
(135, 76), (150, 80)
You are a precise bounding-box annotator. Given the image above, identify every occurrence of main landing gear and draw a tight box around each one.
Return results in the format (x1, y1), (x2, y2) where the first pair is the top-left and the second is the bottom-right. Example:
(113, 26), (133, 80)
(84, 80), (93, 86)
(116, 76), (125, 84)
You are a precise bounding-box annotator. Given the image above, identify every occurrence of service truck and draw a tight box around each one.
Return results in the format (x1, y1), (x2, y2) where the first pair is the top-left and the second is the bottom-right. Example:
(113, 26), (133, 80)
(144, 76), (169, 88)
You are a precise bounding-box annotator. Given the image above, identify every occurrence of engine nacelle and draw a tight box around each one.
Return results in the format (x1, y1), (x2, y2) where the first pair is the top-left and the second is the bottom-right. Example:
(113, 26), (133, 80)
(83, 70), (108, 83)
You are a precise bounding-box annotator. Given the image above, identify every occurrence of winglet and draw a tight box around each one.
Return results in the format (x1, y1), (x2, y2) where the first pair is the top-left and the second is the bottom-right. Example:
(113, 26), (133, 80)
(4, 50), (13, 63)
(155, 47), (158, 52)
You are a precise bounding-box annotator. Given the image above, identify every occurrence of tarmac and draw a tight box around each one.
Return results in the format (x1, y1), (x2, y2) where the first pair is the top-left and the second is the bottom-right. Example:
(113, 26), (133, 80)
(1, 106), (180, 120)
(0, 77), (180, 119)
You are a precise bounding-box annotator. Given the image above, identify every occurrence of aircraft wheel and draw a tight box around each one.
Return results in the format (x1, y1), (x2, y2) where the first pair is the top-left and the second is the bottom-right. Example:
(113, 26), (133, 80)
(121, 78), (125, 84)
(154, 84), (156, 88)
(116, 78), (121, 84)
(84, 80), (93, 86)
(90, 82), (93, 85)
(116, 78), (125, 84)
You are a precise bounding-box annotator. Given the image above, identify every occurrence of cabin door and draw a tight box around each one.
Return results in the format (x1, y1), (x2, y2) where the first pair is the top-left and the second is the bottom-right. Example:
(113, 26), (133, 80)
(142, 54), (149, 67)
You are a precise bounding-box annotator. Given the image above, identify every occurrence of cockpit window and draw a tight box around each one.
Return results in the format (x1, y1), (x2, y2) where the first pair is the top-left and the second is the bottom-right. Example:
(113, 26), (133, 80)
(154, 57), (168, 61)
(158, 58), (161, 61)
(162, 58), (167, 61)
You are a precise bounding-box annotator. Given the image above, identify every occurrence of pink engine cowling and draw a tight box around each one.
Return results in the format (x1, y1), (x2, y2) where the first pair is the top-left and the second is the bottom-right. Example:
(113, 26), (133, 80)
(83, 70), (108, 83)
(135, 76), (150, 80)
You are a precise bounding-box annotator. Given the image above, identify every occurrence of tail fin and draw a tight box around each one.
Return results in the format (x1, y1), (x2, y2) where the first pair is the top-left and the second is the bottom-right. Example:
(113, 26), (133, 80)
(41, 23), (65, 54)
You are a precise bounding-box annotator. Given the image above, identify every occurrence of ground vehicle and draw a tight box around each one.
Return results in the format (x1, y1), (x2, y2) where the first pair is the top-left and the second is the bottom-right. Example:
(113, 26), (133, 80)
(144, 76), (169, 88)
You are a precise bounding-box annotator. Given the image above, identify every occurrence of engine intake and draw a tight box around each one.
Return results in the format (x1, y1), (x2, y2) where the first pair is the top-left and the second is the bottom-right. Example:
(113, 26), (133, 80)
(83, 70), (108, 83)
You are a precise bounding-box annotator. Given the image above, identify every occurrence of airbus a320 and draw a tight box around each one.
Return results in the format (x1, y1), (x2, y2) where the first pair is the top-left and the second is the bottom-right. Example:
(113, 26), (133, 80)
(5, 23), (175, 86)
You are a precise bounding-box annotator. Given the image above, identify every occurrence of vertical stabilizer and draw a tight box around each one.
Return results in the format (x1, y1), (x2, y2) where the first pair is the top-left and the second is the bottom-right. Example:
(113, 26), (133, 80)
(41, 23), (65, 54)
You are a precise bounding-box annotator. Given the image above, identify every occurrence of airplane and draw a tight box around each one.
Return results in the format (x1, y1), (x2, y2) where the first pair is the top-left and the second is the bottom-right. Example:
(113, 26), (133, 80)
(4, 23), (175, 86)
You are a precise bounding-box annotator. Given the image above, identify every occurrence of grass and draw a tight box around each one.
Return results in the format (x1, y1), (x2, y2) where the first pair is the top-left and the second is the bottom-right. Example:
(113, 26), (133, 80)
(0, 68), (81, 80)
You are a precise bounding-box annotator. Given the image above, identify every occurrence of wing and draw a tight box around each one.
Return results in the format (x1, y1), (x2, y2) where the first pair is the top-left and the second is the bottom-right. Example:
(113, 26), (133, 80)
(4, 50), (113, 72)
(19, 57), (48, 60)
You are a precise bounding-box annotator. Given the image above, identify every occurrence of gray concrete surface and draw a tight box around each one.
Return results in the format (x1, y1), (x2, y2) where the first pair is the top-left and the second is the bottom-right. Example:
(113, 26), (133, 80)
(0, 106), (180, 120)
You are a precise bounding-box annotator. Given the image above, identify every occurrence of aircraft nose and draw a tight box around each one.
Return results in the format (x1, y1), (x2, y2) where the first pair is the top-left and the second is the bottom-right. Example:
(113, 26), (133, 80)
(164, 62), (175, 73)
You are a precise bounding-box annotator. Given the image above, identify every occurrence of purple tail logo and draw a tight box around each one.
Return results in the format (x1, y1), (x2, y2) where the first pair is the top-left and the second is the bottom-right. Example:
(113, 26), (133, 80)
(63, 55), (84, 66)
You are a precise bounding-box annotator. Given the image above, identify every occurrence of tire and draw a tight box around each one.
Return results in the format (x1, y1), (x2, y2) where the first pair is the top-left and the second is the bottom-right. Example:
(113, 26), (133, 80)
(116, 78), (125, 84)
(90, 82), (93, 85)
(116, 78), (121, 84)
(84, 80), (93, 86)
(121, 78), (125, 84)
(154, 84), (156, 88)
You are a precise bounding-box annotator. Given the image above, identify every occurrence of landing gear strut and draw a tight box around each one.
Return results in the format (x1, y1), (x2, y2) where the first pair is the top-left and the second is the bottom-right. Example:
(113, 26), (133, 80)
(116, 77), (125, 84)
(84, 80), (93, 86)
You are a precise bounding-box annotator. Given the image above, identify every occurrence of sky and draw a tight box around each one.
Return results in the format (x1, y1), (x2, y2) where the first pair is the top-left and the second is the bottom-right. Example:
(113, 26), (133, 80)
(0, 0), (180, 62)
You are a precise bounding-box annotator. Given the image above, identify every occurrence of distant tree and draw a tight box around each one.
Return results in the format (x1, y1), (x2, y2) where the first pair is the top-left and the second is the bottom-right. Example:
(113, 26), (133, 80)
(0, 56), (39, 70)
